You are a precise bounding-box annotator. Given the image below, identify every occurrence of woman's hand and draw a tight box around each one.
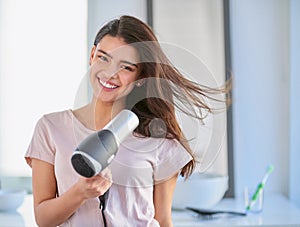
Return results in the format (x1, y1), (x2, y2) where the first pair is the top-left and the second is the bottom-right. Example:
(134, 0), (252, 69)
(31, 159), (112, 227)
(76, 168), (112, 199)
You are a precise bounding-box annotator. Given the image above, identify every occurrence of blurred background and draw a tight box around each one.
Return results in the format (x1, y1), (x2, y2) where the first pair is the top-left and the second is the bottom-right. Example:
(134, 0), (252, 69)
(0, 0), (299, 208)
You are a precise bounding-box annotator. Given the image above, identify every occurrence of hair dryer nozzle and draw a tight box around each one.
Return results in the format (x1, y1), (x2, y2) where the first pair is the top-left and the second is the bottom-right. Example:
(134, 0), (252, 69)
(71, 152), (99, 178)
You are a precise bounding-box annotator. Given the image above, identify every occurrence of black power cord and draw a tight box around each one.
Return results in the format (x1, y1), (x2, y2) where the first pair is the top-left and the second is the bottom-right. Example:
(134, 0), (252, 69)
(99, 189), (110, 227)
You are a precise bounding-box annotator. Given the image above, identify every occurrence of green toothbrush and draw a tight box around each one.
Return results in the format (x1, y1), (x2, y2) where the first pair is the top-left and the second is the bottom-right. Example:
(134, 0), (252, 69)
(246, 165), (274, 211)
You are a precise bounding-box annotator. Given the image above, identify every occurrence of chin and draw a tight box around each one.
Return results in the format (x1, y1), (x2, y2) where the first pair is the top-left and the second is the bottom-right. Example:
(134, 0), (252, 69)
(96, 94), (127, 105)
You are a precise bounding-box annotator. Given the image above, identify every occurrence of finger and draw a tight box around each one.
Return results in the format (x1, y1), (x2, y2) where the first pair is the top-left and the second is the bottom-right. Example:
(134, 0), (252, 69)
(99, 168), (112, 181)
(100, 167), (110, 175)
(96, 182), (111, 195)
(97, 178), (112, 192)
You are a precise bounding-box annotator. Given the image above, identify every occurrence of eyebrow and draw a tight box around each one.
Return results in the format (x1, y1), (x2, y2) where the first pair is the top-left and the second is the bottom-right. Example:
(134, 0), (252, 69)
(121, 60), (138, 69)
(97, 49), (138, 68)
(98, 49), (113, 59)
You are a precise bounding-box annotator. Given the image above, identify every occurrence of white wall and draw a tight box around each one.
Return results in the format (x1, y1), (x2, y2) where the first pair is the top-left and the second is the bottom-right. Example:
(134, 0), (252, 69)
(0, 0), (87, 176)
(230, 0), (291, 196)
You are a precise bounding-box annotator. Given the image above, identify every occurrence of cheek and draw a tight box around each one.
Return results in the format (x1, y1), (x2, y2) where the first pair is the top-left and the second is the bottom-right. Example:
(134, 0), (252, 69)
(121, 72), (139, 85)
(121, 78), (135, 92)
(89, 62), (105, 79)
(119, 75), (138, 96)
(120, 83), (136, 98)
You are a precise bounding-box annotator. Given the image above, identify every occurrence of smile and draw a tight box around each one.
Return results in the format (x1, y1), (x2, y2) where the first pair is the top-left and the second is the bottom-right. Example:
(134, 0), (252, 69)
(99, 78), (119, 89)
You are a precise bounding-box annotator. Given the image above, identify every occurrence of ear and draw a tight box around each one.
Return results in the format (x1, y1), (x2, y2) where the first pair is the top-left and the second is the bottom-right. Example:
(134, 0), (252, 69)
(89, 45), (96, 66)
(135, 78), (145, 87)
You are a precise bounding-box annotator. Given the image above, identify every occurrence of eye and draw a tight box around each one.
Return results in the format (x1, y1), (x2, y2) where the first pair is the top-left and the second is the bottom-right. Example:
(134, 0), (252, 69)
(98, 55), (109, 62)
(121, 65), (134, 72)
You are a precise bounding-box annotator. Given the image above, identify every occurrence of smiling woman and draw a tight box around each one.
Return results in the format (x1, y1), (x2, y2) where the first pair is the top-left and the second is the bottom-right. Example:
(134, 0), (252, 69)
(88, 35), (140, 104)
(0, 0), (87, 178)
(22, 13), (230, 227)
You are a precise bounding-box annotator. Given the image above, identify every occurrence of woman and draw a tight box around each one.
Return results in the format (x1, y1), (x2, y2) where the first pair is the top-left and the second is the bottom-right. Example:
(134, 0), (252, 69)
(25, 15), (227, 227)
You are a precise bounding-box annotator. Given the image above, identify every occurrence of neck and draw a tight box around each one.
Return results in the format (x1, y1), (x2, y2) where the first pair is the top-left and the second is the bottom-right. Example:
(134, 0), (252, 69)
(89, 98), (125, 130)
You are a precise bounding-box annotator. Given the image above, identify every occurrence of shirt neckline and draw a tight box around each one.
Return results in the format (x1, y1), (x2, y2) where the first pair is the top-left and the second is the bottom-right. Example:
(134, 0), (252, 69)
(67, 109), (96, 134)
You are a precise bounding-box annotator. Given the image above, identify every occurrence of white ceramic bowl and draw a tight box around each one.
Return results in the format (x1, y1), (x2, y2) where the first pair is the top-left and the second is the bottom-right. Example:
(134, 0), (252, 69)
(172, 173), (228, 209)
(0, 189), (26, 212)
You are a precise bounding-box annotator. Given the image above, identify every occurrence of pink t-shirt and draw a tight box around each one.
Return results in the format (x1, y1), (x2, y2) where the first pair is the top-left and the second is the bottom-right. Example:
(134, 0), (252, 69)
(25, 110), (192, 227)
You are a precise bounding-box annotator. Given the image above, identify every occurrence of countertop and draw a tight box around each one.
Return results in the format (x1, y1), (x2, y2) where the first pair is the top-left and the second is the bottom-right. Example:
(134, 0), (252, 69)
(173, 193), (300, 226)
(1, 193), (300, 226)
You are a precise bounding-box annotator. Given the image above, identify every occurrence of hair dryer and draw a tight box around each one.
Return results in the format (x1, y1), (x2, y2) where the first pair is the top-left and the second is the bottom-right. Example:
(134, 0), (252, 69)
(71, 109), (139, 178)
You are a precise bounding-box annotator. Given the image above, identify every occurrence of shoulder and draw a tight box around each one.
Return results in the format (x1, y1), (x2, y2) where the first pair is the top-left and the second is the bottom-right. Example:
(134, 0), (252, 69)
(156, 138), (189, 159)
(126, 134), (186, 154)
(40, 109), (72, 123)
(42, 109), (71, 120)
(35, 109), (72, 131)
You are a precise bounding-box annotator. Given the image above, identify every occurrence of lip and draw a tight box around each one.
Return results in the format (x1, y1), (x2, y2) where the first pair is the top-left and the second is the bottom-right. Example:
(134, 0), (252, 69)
(98, 78), (119, 90)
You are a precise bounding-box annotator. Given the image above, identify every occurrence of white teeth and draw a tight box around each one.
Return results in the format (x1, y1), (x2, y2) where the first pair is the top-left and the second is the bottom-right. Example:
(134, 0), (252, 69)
(99, 79), (118, 89)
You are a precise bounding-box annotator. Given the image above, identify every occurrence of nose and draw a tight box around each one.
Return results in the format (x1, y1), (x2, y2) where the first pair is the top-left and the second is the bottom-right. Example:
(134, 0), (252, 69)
(103, 63), (121, 79)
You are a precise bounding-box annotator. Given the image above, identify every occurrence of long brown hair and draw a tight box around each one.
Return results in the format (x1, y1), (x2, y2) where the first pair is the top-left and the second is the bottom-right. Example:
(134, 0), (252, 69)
(93, 15), (229, 178)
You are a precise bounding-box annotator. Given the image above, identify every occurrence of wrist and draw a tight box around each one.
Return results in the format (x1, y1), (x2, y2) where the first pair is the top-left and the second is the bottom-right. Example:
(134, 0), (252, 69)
(70, 182), (88, 205)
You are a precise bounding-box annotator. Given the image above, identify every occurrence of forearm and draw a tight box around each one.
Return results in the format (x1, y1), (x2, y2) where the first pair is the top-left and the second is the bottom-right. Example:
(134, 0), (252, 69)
(31, 159), (111, 227)
(34, 183), (86, 227)
(154, 173), (178, 227)
(154, 208), (173, 227)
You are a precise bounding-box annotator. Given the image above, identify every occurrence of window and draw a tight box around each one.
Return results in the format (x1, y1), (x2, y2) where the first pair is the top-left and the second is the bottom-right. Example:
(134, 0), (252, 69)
(0, 0), (87, 189)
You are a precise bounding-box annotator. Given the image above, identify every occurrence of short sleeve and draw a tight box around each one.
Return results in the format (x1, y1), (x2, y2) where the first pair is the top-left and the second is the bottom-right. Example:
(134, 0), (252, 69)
(25, 116), (56, 167)
(153, 139), (192, 182)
